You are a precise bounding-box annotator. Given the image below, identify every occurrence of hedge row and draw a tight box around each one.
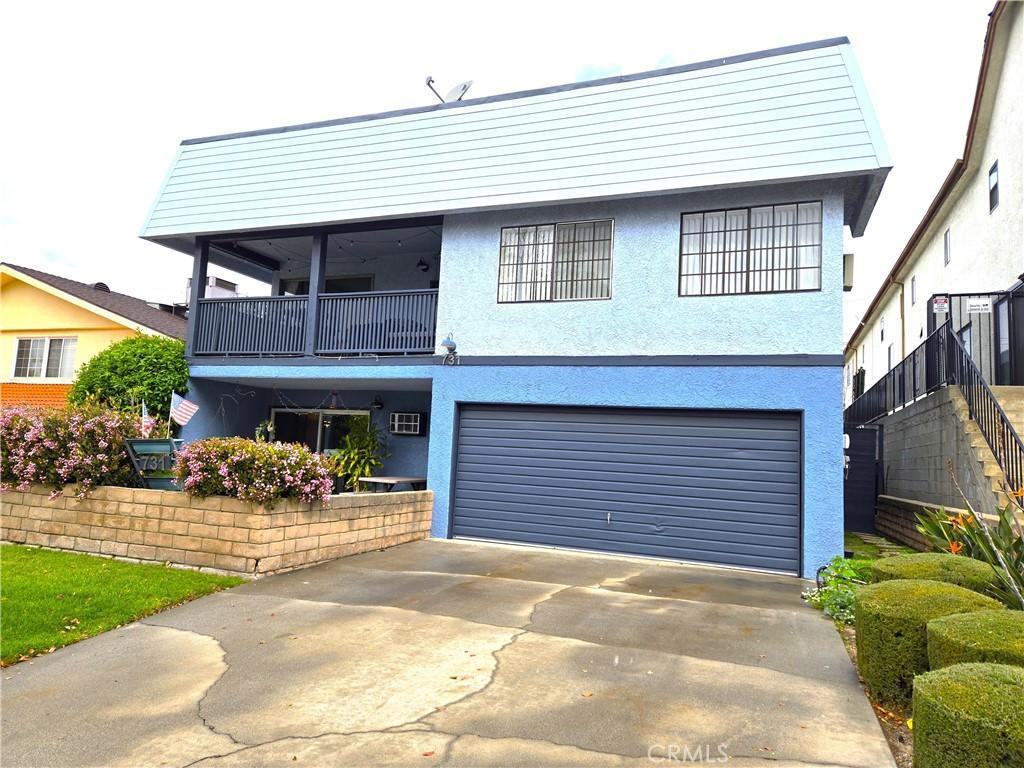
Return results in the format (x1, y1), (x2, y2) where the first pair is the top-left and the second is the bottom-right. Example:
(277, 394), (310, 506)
(912, 663), (1024, 768)
(854, 550), (1024, 767)
(854, 579), (1003, 708)
(869, 552), (1000, 598)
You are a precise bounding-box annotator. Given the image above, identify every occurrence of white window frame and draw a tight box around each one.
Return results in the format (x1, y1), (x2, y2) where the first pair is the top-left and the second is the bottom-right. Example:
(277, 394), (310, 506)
(11, 336), (77, 381)
(269, 408), (370, 453)
(988, 161), (999, 212)
(943, 228), (951, 265)
(911, 275), (917, 305)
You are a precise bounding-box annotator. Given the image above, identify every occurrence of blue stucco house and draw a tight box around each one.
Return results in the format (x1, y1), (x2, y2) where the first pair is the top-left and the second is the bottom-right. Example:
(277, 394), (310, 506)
(141, 38), (889, 579)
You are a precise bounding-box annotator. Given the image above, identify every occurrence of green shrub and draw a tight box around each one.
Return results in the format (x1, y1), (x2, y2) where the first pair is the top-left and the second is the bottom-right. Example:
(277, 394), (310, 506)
(854, 579), (1004, 708)
(917, 504), (1024, 609)
(912, 663), (1024, 768)
(870, 552), (1001, 598)
(802, 556), (869, 624)
(174, 437), (334, 507)
(927, 609), (1024, 670)
(0, 402), (140, 495)
(69, 335), (188, 422)
(322, 421), (390, 492)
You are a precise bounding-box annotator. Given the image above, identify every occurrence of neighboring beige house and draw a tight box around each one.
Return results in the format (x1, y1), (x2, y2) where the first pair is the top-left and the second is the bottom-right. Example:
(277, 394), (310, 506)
(845, 1), (1022, 405)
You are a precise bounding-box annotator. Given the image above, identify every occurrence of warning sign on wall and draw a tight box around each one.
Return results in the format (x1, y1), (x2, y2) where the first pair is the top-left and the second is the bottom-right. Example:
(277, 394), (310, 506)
(932, 296), (949, 314)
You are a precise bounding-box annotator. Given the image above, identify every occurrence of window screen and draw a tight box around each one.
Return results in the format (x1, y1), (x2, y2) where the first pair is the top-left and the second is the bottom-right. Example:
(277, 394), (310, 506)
(498, 220), (612, 303)
(679, 202), (822, 296)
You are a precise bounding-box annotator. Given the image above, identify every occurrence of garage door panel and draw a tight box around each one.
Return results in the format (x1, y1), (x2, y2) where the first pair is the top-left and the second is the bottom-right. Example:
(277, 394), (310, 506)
(454, 504), (798, 540)
(458, 432), (799, 454)
(456, 456), (797, 483)
(460, 524), (798, 572)
(454, 494), (800, 528)
(455, 476), (800, 507)
(457, 441), (799, 468)
(452, 405), (801, 573)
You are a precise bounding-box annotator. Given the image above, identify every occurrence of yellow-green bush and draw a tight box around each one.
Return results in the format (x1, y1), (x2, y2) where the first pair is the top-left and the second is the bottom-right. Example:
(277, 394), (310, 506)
(870, 552), (1000, 598)
(854, 579), (1003, 708)
(927, 609), (1024, 670)
(912, 663), (1024, 768)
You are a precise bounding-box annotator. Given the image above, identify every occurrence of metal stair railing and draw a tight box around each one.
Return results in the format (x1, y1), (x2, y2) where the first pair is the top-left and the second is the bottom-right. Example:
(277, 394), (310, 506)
(845, 321), (1024, 495)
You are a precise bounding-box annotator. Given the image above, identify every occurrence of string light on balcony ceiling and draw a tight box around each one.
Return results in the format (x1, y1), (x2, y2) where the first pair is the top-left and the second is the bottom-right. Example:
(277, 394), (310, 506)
(333, 227), (441, 249)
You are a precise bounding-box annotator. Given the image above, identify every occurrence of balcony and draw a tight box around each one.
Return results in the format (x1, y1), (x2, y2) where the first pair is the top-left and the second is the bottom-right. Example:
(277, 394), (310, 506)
(192, 289), (438, 357)
(185, 219), (443, 359)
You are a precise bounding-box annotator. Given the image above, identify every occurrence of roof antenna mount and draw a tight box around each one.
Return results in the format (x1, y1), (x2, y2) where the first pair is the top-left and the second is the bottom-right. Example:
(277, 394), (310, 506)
(425, 77), (473, 104)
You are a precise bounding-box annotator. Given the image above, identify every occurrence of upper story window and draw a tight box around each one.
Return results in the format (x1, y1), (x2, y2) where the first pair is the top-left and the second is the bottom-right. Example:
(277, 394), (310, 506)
(911, 275), (917, 305)
(497, 219), (613, 303)
(943, 228), (951, 265)
(679, 201), (822, 296)
(13, 337), (77, 379)
(989, 161), (999, 212)
(881, 315), (885, 342)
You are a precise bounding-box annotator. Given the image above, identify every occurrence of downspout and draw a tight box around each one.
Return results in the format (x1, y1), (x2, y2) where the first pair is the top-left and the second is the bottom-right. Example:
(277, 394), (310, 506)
(892, 279), (906, 359)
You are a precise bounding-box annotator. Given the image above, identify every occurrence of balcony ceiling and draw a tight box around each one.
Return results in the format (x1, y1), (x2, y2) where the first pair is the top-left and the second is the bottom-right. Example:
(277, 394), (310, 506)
(212, 225), (442, 278)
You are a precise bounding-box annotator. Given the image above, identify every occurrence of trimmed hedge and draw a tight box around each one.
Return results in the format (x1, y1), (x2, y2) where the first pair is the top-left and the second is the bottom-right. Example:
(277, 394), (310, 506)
(927, 609), (1024, 670)
(854, 579), (1004, 708)
(912, 663), (1024, 768)
(869, 552), (1000, 597)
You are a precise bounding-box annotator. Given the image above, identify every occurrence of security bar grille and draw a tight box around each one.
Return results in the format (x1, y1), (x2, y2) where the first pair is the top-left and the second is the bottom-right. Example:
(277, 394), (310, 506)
(679, 201), (822, 296)
(498, 219), (612, 303)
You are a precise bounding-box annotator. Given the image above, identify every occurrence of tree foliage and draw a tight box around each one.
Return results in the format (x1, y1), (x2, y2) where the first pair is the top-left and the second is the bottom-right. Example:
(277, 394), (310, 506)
(69, 335), (188, 421)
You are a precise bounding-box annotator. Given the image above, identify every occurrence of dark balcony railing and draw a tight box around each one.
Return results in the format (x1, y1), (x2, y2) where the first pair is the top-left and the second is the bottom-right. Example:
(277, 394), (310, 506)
(193, 296), (307, 355)
(191, 289), (439, 357)
(846, 321), (1024, 495)
(316, 289), (438, 355)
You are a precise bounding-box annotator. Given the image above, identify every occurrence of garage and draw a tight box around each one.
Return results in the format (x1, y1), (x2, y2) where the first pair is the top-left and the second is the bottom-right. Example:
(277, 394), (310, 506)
(450, 405), (802, 573)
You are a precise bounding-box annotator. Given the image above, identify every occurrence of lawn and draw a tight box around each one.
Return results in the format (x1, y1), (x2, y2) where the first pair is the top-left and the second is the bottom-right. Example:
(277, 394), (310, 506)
(0, 544), (244, 665)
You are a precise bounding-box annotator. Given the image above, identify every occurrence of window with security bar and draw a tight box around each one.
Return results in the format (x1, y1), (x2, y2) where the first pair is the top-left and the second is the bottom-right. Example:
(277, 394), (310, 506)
(679, 202), (822, 296)
(497, 219), (613, 303)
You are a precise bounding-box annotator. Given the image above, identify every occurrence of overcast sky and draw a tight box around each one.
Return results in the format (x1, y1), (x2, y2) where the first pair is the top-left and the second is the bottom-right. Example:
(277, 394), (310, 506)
(0, 1), (995, 341)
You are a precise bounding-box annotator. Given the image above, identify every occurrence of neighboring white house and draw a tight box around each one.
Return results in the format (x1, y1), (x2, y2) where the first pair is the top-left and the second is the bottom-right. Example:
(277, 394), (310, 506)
(845, 0), (1022, 405)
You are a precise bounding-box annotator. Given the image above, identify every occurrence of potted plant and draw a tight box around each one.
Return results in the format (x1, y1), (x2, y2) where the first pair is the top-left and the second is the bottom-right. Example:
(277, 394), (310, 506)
(324, 423), (390, 493)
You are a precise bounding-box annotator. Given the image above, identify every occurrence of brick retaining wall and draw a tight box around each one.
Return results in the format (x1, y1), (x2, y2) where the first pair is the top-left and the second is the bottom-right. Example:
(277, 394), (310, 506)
(0, 485), (432, 575)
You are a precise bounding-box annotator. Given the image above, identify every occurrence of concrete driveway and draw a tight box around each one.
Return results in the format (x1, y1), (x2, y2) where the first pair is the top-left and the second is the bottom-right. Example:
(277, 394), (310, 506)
(2, 540), (893, 767)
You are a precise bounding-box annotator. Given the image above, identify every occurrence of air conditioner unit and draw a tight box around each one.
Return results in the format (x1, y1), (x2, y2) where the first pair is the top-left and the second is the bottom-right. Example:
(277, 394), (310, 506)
(389, 412), (427, 436)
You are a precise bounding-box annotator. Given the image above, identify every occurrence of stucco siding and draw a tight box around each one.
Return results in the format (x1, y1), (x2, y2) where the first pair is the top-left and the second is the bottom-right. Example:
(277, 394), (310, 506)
(846, 4), (1023, 401)
(426, 364), (843, 579)
(142, 41), (887, 239)
(181, 376), (432, 478)
(436, 180), (846, 357)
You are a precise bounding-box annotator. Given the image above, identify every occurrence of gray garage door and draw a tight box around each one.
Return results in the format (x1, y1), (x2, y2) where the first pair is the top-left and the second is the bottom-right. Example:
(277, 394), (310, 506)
(451, 405), (801, 573)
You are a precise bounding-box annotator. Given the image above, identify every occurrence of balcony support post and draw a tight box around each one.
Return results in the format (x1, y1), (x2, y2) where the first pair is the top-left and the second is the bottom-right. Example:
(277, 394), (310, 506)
(185, 240), (209, 357)
(304, 234), (327, 357)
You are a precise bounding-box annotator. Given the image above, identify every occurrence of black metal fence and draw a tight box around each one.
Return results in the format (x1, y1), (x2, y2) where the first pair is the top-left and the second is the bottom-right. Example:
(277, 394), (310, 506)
(845, 321), (1024, 495)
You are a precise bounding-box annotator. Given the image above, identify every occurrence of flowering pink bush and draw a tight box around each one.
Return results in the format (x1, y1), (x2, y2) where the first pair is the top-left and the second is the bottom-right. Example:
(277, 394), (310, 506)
(0, 403), (140, 495)
(174, 437), (333, 507)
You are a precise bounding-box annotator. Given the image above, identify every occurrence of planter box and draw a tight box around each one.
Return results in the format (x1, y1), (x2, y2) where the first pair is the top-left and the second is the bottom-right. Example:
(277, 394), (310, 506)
(0, 485), (433, 575)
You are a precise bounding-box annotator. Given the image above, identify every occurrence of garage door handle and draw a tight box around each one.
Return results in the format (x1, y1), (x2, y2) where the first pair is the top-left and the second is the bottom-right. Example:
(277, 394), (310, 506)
(606, 512), (611, 525)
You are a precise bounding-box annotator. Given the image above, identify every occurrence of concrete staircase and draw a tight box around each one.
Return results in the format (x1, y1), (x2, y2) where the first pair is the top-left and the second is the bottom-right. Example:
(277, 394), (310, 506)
(960, 385), (1024, 512)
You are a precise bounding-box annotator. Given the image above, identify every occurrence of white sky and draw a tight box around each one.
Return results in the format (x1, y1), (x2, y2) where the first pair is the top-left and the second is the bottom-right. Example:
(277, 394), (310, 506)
(0, 1), (995, 343)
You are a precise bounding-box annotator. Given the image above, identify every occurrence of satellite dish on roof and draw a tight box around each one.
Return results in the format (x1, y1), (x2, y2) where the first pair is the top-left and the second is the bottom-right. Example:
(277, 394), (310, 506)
(445, 80), (473, 102)
(425, 76), (474, 103)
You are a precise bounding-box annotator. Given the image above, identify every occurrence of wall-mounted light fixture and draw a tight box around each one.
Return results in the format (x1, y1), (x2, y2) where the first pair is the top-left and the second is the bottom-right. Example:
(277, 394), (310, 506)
(416, 258), (429, 272)
(440, 333), (459, 366)
(371, 395), (384, 410)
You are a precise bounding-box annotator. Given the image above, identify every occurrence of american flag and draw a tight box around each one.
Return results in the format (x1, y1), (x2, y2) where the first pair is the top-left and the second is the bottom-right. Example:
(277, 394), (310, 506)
(140, 401), (156, 438)
(169, 392), (199, 426)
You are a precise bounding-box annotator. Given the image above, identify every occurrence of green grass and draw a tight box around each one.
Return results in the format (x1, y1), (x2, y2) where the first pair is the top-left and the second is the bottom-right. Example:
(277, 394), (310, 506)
(0, 544), (243, 665)
(844, 532), (914, 560)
